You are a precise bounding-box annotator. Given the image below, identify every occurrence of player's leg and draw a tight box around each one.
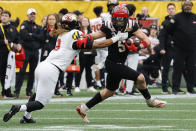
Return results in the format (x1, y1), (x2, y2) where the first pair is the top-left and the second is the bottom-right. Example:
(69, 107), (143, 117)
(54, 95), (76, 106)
(122, 64), (167, 108)
(3, 62), (59, 123)
(76, 60), (121, 122)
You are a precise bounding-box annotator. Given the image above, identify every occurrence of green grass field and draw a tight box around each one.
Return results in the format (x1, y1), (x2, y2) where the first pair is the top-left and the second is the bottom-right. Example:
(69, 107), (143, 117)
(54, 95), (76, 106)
(0, 87), (196, 131)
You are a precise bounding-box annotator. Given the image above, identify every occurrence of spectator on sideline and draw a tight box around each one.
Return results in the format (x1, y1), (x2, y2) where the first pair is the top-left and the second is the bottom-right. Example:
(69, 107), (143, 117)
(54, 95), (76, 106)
(75, 17), (97, 93)
(0, 10), (21, 98)
(136, 7), (150, 20)
(163, 1), (196, 94)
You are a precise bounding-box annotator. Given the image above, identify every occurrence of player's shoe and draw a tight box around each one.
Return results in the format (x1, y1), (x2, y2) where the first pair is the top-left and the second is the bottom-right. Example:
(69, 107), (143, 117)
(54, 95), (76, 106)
(87, 86), (97, 92)
(74, 87), (81, 92)
(20, 116), (36, 124)
(146, 98), (167, 108)
(76, 104), (89, 123)
(3, 105), (20, 122)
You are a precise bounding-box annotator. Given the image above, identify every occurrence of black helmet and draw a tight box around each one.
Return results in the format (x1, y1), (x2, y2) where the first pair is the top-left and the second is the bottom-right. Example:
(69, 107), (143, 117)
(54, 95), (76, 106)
(61, 13), (80, 30)
(111, 5), (129, 32)
(107, 0), (119, 13)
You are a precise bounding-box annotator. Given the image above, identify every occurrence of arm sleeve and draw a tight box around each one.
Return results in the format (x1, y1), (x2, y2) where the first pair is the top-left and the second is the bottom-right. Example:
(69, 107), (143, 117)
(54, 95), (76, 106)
(158, 23), (167, 50)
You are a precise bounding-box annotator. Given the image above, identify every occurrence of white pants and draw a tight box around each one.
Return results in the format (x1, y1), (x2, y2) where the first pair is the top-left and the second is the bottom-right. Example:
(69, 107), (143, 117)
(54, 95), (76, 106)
(34, 61), (60, 105)
(125, 53), (139, 93)
(95, 49), (108, 64)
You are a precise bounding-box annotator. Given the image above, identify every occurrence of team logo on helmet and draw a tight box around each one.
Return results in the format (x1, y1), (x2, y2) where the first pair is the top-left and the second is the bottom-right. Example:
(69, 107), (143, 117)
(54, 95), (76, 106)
(62, 13), (77, 22)
(61, 13), (80, 30)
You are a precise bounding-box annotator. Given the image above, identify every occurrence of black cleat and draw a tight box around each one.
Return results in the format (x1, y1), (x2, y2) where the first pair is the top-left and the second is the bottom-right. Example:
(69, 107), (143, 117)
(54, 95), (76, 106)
(66, 90), (73, 96)
(3, 105), (20, 122)
(20, 116), (36, 124)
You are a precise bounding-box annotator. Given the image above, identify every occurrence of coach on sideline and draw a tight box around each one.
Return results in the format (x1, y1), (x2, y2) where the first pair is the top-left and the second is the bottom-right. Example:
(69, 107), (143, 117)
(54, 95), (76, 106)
(163, 1), (196, 94)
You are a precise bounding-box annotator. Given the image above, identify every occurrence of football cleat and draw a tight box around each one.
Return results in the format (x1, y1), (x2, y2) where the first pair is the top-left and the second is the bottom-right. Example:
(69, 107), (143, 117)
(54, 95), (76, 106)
(3, 105), (20, 122)
(20, 116), (36, 124)
(76, 105), (89, 123)
(146, 98), (167, 108)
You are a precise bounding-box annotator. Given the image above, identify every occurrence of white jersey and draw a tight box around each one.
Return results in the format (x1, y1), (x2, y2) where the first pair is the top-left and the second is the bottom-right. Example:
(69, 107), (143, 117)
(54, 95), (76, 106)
(101, 12), (111, 22)
(149, 36), (159, 54)
(46, 29), (82, 71)
(90, 17), (106, 42)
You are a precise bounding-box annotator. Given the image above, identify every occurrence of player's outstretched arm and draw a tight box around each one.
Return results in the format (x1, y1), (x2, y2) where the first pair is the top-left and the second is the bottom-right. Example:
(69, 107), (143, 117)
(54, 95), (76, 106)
(73, 33), (127, 50)
(90, 31), (106, 40)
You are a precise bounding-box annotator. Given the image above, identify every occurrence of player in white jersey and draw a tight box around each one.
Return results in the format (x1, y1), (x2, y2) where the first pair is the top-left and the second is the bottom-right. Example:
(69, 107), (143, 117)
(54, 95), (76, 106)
(3, 13), (128, 124)
(90, 6), (108, 88)
(100, 0), (119, 22)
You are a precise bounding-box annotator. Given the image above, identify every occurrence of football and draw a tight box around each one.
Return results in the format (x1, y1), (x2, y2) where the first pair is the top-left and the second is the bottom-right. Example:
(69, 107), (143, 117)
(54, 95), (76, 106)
(130, 36), (141, 47)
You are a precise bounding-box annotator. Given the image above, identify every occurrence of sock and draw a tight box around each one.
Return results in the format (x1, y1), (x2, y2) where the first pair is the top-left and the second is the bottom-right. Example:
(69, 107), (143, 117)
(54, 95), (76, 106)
(96, 80), (102, 87)
(138, 88), (151, 100)
(81, 104), (89, 113)
(24, 111), (32, 119)
(20, 105), (27, 112)
(86, 92), (102, 109)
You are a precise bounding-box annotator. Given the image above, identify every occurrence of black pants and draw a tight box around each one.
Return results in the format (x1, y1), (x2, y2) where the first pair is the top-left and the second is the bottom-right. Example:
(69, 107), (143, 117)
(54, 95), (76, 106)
(15, 49), (39, 95)
(75, 53), (95, 87)
(105, 59), (140, 91)
(161, 47), (174, 91)
(0, 52), (9, 95)
(172, 47), (196, 92)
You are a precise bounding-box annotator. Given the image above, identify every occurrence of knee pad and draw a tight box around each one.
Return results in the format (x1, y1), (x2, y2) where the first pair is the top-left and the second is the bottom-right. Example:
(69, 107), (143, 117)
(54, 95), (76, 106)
(26, 101), (44, 112)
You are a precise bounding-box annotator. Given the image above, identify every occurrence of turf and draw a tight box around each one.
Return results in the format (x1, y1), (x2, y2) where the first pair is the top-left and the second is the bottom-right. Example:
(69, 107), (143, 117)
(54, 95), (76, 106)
(0, 86), (196, 131)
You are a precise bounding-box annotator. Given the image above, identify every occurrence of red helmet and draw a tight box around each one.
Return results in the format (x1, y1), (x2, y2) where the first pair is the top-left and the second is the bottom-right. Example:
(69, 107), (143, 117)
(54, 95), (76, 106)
(111, 5), (129, 31)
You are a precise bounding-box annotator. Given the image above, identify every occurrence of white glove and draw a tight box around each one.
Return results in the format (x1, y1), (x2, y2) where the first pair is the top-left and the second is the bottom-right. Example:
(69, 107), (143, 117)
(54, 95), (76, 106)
(111, 32), (128, 43)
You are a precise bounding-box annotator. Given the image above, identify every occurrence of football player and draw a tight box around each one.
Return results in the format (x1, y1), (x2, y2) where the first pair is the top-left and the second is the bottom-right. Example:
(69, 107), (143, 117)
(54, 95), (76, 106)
(76, 5), (167, 123)
(3, 13), (127, 123)
(90, 6), (108, 89)
(101, 0), (119, 22)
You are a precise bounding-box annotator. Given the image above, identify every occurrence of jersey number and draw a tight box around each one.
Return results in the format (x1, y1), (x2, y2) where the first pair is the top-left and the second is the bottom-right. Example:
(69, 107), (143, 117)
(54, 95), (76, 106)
(91, 24), (101, 32)
(118, 41), (126, 52)
(54, 39), (61, 51)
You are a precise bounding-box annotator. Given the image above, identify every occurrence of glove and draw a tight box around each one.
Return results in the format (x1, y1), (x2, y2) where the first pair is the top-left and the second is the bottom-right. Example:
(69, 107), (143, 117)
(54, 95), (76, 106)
(141, 40), (148, 48)
(111, 32), (128, 43)
(72, 36), (93, 50)
(124, 39), (138, 52)
(76, 37), (88, 49)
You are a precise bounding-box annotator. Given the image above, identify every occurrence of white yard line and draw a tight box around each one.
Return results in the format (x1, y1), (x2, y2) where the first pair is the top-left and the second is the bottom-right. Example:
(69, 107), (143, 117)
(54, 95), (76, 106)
(0, 94), (196, 104)
(1, 109), (196, 112)
(9, 117), (196, 121)
(0, 125), (174, 131)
